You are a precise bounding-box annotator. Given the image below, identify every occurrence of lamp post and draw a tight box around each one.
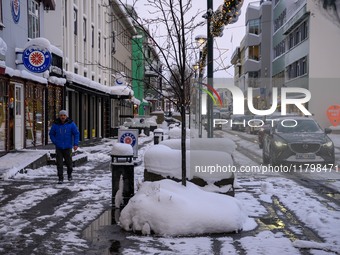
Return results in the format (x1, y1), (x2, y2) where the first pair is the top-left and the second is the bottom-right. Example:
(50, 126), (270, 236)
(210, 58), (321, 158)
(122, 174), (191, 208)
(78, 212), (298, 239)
(195, 35), (207, 138)
(207, 0), (214, 138)
(192, 63), (199, 129)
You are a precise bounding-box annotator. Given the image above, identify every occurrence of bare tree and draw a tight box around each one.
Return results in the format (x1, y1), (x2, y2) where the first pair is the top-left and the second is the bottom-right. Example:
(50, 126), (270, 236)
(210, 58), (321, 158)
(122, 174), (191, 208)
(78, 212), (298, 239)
(117, 0), (203, 186)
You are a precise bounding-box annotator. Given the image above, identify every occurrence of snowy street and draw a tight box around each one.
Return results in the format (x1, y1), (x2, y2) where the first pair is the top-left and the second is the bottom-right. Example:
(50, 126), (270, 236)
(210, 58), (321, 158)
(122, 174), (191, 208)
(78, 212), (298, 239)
(0, 130), (340, 255)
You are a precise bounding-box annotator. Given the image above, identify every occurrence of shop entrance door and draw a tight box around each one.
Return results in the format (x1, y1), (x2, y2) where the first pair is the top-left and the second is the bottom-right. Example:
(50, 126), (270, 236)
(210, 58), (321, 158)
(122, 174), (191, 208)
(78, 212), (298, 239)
(14, 83), (24, 149)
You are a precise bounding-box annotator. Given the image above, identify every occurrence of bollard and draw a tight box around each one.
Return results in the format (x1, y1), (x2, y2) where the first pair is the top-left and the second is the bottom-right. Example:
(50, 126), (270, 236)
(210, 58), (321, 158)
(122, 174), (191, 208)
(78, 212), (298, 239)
(153, 128), (164, 144)
(111, 155), (134, 208)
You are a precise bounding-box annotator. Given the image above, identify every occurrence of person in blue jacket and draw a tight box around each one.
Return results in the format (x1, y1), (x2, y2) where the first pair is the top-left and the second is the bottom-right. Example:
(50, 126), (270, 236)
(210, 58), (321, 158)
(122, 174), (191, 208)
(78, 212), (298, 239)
(49, 110), (80, 184)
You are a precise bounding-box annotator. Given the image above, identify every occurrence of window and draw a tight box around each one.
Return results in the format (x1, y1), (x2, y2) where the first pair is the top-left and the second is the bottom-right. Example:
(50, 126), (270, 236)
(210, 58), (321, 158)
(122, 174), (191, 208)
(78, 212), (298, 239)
(247, 45), (260, 61)
(112, 31), (116, 54)
(98, 32), (101, 52)
(248, 19), (261, 35)
(74, 68), (78, 74)
(0, 0), (3, 27)
(64, 0), (67, 27)
(91, 75), (94, 81)
(91, 25), (94, 48)
(287, 56), (307, 79)
(84, 72), (87, 77)
(274, 9), (286, 32)
(288, 20), (309, 49)
(74, 7), (78, 35)
(83, 17), (86, 41)
(98, 4), (101, 27)
(274, 40), (285, 58)
(28, 0), (40, 38)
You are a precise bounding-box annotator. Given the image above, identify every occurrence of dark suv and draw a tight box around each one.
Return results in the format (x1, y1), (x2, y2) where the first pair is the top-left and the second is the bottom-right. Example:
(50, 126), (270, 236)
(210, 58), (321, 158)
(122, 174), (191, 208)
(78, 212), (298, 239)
(262, 117), (335, 166)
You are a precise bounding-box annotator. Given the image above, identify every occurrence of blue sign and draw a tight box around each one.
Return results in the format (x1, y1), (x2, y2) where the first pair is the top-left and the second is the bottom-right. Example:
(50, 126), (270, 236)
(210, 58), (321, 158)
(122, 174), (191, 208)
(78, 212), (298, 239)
(22, 48), (52, 73)
(11, 0), (20, 24)
(119, 132), (137, 147)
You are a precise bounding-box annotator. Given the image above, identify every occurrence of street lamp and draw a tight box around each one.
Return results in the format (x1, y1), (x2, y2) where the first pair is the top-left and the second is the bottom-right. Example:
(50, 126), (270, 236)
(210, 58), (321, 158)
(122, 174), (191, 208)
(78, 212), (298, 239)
(195, 35), (207, 138)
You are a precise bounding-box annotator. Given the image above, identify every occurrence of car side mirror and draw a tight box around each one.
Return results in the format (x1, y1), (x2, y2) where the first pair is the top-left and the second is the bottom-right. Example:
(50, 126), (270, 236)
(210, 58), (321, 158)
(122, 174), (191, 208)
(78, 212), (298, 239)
(324, 128), (332, 134)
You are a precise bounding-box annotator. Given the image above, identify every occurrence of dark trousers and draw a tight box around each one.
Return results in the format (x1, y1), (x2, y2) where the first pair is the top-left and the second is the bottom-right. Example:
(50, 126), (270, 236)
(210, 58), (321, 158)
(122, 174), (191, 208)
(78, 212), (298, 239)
(56, 148), (73, 180)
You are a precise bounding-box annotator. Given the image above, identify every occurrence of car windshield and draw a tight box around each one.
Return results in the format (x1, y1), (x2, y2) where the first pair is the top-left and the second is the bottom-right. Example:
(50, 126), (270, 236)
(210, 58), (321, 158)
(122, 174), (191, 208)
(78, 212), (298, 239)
(276, 119), (322, 133)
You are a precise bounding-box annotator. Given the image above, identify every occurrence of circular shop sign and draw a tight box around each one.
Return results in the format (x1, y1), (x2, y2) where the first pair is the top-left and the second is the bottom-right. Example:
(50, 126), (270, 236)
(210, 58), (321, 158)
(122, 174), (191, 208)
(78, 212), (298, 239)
(11, 0), (20, 24)
(120, 132), (137, 147)
(22, 48), (52, 73)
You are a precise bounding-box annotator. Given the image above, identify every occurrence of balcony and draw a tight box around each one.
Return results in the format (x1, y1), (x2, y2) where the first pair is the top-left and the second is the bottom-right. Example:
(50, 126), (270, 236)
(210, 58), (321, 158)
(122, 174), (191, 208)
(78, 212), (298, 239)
(145, 65), (159, 77)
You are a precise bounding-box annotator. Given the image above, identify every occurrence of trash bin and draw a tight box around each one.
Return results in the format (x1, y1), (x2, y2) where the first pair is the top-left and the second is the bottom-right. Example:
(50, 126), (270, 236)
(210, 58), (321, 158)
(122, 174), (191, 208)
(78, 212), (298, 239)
(111, 143), (134, 208)
(153, 128), (164, 144)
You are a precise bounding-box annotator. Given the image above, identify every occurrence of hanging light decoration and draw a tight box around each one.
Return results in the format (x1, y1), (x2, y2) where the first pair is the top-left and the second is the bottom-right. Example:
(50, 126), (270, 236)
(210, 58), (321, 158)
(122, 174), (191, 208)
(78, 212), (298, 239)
(199, 0), (243, 68)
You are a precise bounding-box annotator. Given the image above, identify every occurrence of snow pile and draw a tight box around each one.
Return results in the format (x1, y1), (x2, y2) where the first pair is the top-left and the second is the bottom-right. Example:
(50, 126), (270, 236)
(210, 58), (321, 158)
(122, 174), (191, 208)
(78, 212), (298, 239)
(144, 145), (234, 181)
(111, 143), (133, 156)
(119, 179), (247, 236)
(169, 127), (190, 139)
(24, 37), (52, 51)
(160, 138), (236, 155)
(153, 128), (164, 133)
(145, 116), (157, 126)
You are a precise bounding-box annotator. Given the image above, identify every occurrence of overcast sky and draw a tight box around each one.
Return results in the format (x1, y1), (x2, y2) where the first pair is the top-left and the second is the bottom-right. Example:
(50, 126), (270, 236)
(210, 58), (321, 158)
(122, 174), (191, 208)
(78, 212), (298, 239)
(126, 0), (252, 78)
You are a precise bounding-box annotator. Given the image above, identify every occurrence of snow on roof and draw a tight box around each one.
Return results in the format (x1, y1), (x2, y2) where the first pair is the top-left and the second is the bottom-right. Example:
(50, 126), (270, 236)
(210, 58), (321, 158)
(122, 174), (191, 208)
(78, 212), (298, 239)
(110, 85), (134, 96)
(50, 45), (63, 57)
(5, 67), (48, 84)
(65, 70), (134, 96)
(119, 179), (248, 235)
(131, 97), (140, 105)
(48, 76), (66, 86)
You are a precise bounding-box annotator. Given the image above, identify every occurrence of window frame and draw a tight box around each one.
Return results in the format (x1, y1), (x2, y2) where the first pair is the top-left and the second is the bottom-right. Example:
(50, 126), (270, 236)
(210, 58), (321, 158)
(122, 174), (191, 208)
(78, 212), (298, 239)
(28, 0), (40, 39)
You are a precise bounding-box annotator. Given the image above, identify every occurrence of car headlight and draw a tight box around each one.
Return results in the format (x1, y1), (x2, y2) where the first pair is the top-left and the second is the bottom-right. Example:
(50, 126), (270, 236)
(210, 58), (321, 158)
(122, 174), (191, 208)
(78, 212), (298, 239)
(323, 141), (333, 148)
(274, 140), (287, 147)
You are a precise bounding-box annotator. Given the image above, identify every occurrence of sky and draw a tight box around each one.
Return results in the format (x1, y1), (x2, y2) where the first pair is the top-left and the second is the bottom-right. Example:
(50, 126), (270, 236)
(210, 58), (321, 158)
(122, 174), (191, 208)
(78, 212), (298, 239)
(126, 0), (252, 78)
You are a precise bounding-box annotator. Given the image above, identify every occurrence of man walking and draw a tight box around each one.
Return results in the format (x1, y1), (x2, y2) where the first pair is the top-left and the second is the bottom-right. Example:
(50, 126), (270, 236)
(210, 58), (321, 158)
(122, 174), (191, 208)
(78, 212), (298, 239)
(49, 110), (80, 184)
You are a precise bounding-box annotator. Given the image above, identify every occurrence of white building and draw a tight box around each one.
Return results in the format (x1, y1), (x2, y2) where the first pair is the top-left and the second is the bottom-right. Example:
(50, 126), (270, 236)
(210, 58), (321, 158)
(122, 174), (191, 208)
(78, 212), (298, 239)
(44, 0), (137, 139)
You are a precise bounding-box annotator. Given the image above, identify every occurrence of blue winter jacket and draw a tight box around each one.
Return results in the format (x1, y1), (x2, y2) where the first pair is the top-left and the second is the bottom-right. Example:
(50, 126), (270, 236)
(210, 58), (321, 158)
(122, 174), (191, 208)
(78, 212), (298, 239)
(49, 118), (80, 150)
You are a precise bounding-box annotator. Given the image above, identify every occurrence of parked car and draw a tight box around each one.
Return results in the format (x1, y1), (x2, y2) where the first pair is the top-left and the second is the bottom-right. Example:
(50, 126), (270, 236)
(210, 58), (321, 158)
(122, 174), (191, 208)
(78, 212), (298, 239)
(258, 114), (300, 148)
(231, 115), (254, 131)
(220, 108), (231, 119)
(245, 115), (265, 135)
(262, 117), (335, 166)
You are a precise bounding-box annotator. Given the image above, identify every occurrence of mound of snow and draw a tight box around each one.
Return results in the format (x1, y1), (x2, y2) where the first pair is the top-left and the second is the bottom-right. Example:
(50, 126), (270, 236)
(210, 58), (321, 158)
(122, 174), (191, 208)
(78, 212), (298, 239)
(111, 143), (133, 156)
(144, 145), (234, 181)
(160, 138), (236, 155)
(168, 127), (190, 139)
(119, 179), (247, 236)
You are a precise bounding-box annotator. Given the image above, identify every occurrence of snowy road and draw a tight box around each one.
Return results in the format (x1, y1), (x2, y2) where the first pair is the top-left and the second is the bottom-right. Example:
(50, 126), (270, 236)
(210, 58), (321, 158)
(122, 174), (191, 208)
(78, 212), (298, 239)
(0, 132), (340, 255)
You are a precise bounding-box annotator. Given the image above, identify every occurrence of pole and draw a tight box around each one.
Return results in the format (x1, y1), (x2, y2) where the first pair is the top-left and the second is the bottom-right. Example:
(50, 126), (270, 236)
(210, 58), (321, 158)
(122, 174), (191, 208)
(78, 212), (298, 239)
(198, 71), (203, 138)
(207, 0), (214, 138)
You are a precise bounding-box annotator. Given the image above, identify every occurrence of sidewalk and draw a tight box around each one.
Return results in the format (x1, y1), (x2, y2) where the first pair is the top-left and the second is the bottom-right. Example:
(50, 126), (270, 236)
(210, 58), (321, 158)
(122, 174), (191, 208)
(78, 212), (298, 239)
(0, 138), (113, 180)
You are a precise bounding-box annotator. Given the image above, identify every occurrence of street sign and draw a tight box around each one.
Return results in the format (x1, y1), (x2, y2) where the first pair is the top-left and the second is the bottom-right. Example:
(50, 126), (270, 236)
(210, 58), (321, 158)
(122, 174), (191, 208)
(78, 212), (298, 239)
(326, 105), (340, 126)
(118, 129), (138, 158)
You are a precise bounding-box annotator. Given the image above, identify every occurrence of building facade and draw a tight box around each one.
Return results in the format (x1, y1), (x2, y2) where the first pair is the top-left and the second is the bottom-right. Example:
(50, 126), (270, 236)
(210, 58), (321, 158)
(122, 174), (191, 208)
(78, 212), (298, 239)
(231, 0), (272, 112)
(272, 0), (340, 127)
(44, 0), (137, 140)
(0, 0), (66, 156)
